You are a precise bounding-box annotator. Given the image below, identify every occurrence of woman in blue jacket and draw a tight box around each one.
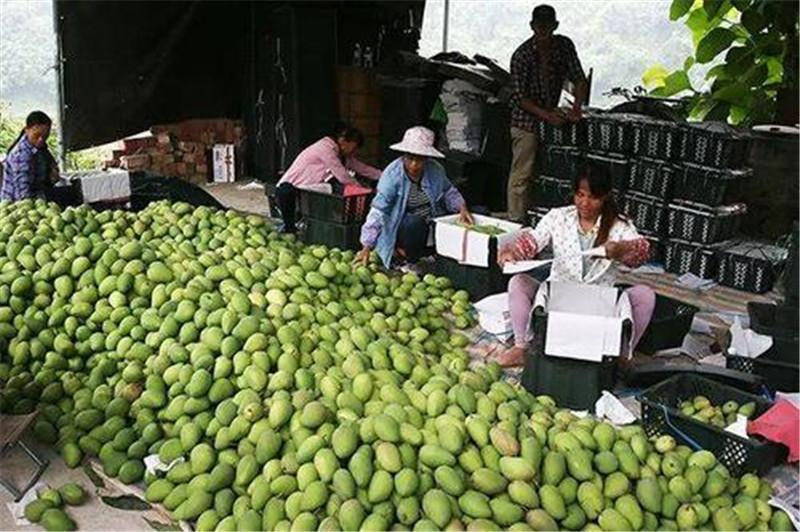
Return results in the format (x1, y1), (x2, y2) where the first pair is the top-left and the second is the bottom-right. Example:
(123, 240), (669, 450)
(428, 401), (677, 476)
(355, 126), (474, 269)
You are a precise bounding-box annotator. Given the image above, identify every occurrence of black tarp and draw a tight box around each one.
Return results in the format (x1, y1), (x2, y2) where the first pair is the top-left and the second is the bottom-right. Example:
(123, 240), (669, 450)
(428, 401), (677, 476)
(55, 0), (424, 159)
(55, 1), (249, 151)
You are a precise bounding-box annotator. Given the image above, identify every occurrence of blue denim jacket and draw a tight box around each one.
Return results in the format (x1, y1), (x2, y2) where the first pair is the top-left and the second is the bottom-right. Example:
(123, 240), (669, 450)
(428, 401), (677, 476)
(360, 157), (465, 267)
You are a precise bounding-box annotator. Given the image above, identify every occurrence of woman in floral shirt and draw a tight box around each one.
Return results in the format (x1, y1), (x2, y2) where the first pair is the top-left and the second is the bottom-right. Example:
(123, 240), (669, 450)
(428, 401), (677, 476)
(1, 111), (55, 201)
(495, 160), (655, 367)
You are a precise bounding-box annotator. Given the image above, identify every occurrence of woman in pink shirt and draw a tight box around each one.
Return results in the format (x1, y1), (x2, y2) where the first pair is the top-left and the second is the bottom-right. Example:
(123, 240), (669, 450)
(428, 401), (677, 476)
(275, 122), (382, 232)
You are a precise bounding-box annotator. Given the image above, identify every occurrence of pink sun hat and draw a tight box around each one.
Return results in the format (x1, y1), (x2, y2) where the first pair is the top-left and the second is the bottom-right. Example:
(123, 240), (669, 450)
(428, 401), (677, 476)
(389, 126), (445, 158)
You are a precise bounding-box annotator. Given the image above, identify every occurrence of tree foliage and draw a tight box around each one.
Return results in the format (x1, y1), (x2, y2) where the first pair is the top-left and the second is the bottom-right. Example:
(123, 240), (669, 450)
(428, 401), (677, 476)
(643, 0), (798, 125)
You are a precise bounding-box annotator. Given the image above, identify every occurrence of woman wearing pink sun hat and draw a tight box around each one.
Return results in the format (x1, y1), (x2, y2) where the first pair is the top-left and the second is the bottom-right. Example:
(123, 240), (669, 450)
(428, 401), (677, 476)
(355, 126), (474, 269)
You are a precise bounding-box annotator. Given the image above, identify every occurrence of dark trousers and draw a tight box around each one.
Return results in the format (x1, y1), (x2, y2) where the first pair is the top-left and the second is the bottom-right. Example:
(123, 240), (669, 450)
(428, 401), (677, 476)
(397, 213), (429, 263)
(275, 183), (298, 231)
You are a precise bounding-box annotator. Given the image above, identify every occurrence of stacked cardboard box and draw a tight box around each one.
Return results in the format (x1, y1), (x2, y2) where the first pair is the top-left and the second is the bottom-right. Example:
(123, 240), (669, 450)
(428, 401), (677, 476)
(106, 119), (244, 185)
(336, 67), (381, 167)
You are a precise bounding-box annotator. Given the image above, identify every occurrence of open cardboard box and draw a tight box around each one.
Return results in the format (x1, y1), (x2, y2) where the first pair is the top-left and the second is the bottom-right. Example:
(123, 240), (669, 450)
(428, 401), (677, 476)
(434, 214), (524, 268)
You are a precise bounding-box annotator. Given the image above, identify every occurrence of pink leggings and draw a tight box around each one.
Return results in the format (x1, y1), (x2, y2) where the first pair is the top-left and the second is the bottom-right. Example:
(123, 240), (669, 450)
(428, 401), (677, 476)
(508, 274), (656, 355)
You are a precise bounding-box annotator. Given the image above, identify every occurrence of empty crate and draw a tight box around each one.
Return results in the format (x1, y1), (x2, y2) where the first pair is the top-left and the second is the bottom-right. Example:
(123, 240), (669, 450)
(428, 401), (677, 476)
(631, 119), (683, 161)
(715, 240), (788, 294)
(674, 163), (751, 206)
(622, 192), (668, 235)
(679, 122), (752, 169)
(586, 113), (635, 155)
(542, 146), (585, 181)
(666, 201), (746, 244)
(533, 176), (572, 208)
(664, 239), (718, 279)
(627, 158), (676, 199)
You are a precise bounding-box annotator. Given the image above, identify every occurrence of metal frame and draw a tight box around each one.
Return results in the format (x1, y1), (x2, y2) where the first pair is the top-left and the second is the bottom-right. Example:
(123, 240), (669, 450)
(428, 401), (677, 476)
(0, 441), (49, 502)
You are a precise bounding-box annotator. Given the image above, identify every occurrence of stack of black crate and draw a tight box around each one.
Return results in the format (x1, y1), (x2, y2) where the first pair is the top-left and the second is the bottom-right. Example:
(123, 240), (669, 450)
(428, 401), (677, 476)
(531, 114), (764, 286)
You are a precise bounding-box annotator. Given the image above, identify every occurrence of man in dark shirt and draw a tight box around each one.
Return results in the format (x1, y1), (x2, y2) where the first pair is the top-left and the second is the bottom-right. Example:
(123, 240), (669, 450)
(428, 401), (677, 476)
(507, 4), (587, 222)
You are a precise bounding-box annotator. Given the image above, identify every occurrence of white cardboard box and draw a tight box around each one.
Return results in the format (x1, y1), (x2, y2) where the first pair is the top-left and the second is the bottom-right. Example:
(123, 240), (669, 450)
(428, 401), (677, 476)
(213, 144), (235, 183)
(534, 282), (633, 362)
(434, 214), (523, 268)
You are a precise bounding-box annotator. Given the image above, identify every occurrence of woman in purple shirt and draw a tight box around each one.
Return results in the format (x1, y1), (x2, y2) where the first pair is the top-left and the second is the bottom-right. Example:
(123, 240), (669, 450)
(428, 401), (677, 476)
(1, 111), (55, 201)
(275, 121), (382, 233)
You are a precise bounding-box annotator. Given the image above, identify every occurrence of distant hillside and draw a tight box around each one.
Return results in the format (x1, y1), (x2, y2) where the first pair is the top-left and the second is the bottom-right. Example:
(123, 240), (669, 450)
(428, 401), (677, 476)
(419, 0), (700, 108)
(0, 0), (57, 116)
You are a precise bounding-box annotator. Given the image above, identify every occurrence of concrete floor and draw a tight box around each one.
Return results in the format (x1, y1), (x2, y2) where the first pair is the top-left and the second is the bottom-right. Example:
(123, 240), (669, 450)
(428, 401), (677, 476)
(1, 439), (176, 531)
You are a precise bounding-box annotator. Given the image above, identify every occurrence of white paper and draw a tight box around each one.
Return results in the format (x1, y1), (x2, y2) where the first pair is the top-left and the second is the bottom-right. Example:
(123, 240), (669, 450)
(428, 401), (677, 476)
(64, 169), (131, 203)
(545, 312), (623, 362)
(776, 393), (800, 409)
(502, 247), (605, 275)
(237, 181), (264, 190)
(473, 293), (512, 336)
(680, 333), (713, 360)
(434, 214), (523, 268)
(213, 144), (235, 183)
(503, 259), (553, 274)
(595, 391), (637, 425)
(144, 454), (184, 475)
(629, 264), (666, 275)
(769, 497), (800, 531)
(7, 481), (47, 525)
(724, 413), (750, 438)
(730, 316), (773, 359)
(676, 273), (717, 291)
(296, 183), (332, 194)
(549, 282), (619, 317)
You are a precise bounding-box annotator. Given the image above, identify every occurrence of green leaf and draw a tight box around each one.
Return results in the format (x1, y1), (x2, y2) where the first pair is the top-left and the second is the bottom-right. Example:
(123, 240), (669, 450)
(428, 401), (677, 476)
(744, 62), (769, 87)
(101, 495), (152, 511)
(671, 0), (694, 20)
(652, 70), (693, 97)
(729, 105), (749, 124)
(684, 56), (696, 71)
(708, 101), (732, 121)
(706, 64), (731, 81)
(765, 57), (784, 83)
(704, 0), (727, 18)
(143, 517), (181, 532)
(696, 27), (737, 63)
(723, 46), (755, 78)
(642, 64), (670, 89)
(82, 463), (105, 489)
(713, 81), (749, 104)
(740, 7), (767, 35)
(686, 8), (714, 47)
(730, 0), (752, 12)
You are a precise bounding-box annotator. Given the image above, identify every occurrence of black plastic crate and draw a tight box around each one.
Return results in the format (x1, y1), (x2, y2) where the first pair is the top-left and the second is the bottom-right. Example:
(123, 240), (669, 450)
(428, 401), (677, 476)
(748, 302), (799, 339)
(521, 307), (624, 411)
(586, 113), (636, 155)
(431, 255), (508, 301)
(674, 163), (751, 206)
(715, 240), (788, 294)
(638, 374), (784, 476)
(666, 201), (746, 244)
(628, 158), (676, 199)
(542, 146), (585, 181)
(533, 176), (572, 208)
(536, 119), (587, 147)
(631, 119), (683, 161)
(679, 122), (752, 169)
(617, 283), (697, 353)
(297, 187), (373, 224)
(622, 192), (668, 236)
(726, 353), (799, 394)
(301, 217), (362, 251)
(587, 152), (629, 193)
(664, 239), (718, 279)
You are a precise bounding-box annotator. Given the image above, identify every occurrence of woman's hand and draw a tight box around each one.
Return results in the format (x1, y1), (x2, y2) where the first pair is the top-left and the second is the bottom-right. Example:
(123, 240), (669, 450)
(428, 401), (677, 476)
(497, 247), (520, 266)
(458, 206), (474, 226)
(604, 240), (626, 260)
(354, 246), (372, 266)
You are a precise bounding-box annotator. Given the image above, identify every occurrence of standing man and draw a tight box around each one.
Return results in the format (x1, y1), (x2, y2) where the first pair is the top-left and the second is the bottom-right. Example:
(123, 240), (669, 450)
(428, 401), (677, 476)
(507, 4), (587, 223)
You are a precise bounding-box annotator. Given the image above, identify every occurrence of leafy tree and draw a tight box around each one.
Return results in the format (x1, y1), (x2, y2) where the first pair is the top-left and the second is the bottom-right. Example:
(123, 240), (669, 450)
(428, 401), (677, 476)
(642, 0), (798, 125)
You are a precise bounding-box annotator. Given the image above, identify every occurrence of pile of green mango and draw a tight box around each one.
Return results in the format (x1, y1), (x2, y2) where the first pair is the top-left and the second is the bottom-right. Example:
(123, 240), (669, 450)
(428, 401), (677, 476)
(0, 199), (794, 532)
(678, 396), (758, 429)
(24, 484), (87, 531)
